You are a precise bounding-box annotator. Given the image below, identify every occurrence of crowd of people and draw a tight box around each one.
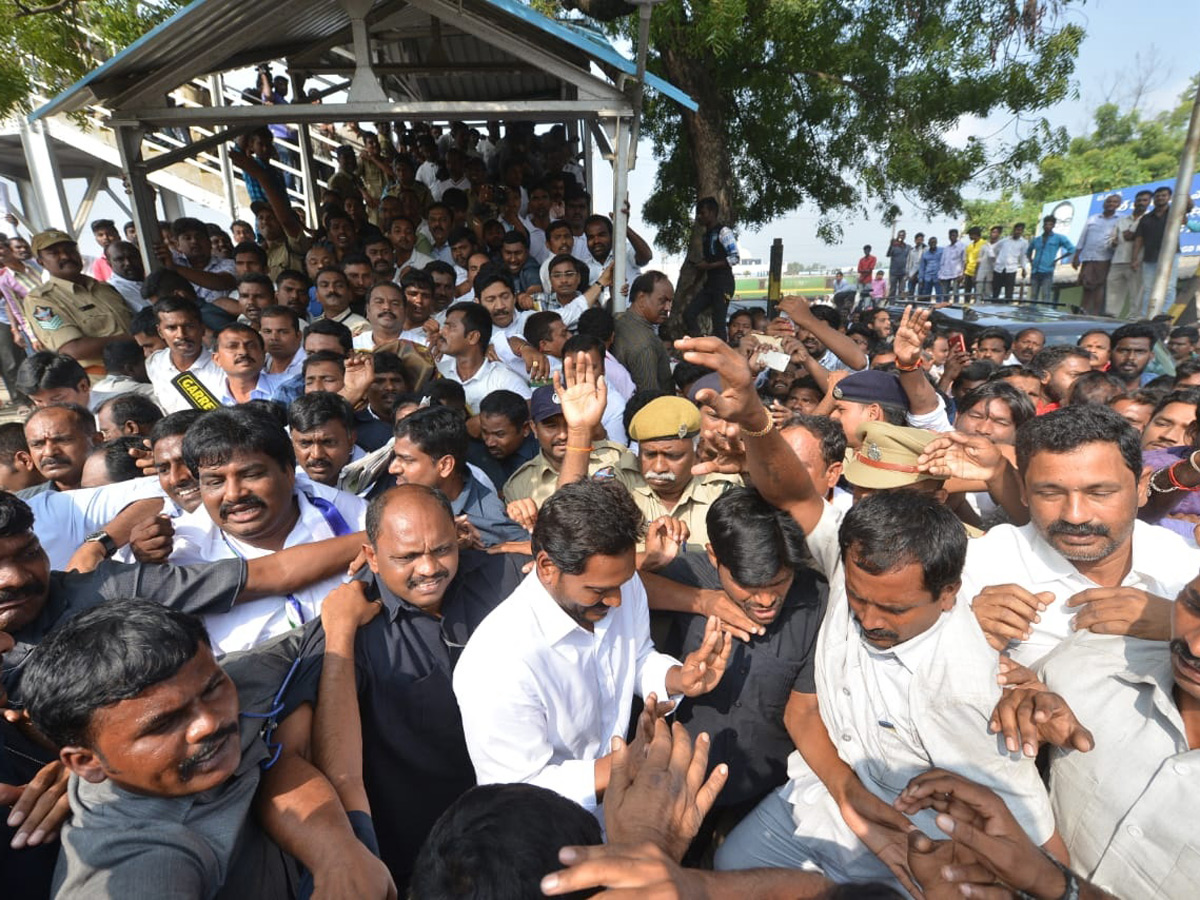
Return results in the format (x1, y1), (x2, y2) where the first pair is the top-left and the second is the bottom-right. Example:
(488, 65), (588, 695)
(846, 187), (1190, 319)
(0, 117), (1198, 900)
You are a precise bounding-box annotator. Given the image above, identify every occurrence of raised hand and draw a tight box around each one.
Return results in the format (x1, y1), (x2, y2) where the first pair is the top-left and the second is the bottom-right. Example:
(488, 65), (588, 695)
(320, 580), (382, 644)
(892, 304), (931, 369)
(670, 615), (731, 697)
(553, 351), (606, 434)
(673, 337), (761, 429)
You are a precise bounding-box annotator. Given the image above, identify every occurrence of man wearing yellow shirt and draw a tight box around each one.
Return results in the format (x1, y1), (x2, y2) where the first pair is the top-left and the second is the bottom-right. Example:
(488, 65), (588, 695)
(963, 225), (987, 302)
(22, 230), (132, 378)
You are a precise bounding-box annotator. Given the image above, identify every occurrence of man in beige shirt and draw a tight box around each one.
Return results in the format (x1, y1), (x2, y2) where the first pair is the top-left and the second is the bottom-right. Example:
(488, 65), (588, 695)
(22, 230), (132, 377)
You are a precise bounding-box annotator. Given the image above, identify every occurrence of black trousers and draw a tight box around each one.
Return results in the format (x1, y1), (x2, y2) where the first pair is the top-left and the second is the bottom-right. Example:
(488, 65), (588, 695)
(685, 281), (732, 341)
(993, 271), (1017, 302)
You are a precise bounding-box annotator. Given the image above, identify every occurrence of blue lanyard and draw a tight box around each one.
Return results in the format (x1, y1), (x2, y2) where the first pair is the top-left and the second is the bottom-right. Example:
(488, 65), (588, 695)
(220, 493), (353, 625)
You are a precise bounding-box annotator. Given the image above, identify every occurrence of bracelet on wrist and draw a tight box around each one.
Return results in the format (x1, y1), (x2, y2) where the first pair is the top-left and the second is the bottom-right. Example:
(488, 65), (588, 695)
(740, 408), (775, 439)
(565, 445), (594, 453)
(1167, 460), (1200, 492)
(895, 357), (925, 372)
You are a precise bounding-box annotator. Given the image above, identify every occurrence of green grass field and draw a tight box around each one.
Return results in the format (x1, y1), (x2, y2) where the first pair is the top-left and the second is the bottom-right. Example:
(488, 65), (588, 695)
(734, 275), (831, 299)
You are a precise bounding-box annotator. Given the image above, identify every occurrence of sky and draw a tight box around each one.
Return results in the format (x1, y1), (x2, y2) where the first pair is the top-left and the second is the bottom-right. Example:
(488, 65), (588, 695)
(7, 0), (1199, 267)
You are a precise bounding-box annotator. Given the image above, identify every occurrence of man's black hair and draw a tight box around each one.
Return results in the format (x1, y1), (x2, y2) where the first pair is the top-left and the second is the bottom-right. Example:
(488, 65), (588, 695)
(576, 307), (615, 342)
(303, 318), (354, 355)
(478, 390), (530, 427)
(259, 305), (302, 331)
(629, 271), (670, 305)
(15, 352), (88, 397)
(0, 422), (30, 465)
(98, 392), (163, 433)
(1170, 325), (1200, 343)
(182, 405), (296, 475)
(152, 294), (203, 323)
(532, 479), (643, 575)
(409, 783), (601, 900)
(0, 490), (34, 538)
(782, 413), (847, 468)
(214, 322), (265, 351)
(953, 359), (997, 386)
(1067, 370), (1127, 406)
(90, 218), (116, 233)
(102, 338), (146, 377)
(707, 487), (808, 588)
(523, 311), (562, 349)
(171, 216), (207, 238)
(233, 242), (268, 267)
(447, 301), (493, 349)
(276, 268), (311, 288)
(400, 268), (435, 295)
(303, 350), (347, 377)
(28, 403), (96, 438)
(150, 409), (205, 446)
(97, 436), (147, 483)
(423, 380), (468, 413)
(1110, 322), (1158, 348)
(838, 490), (966, 597)
(237, 272), (274, 294)
(728, 308), (753, 326)
(365, 484), (453, 547)
(288, 391), (356, 435)
(473, 267), (514, 300)
(1015, 405), (1141, 480)
(23, 599), (211, 750)
(130, 306), (160, 338)
(957, 381), (1036, 427)
(561, 334), (605, 362)
(1028, 344), (1091, 379)
(975, 326), (1013, 352)
(672, 361), (711, 394)
(501, 229), (530, 249)
(1151, 387), (1200, 417)
(809, 304), (841, 330)
(393, 405), (468, 473)
(372, 350), (407, 381)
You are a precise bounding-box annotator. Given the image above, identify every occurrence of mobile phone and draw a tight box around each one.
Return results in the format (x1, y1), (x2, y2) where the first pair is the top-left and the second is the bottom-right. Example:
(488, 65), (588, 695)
(949, 333), (967, 355)
(759, 349), (791, 372)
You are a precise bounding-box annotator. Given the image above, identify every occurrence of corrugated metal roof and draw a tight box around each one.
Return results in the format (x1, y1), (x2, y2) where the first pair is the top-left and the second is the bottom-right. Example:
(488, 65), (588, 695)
(29, 0), (694, 122)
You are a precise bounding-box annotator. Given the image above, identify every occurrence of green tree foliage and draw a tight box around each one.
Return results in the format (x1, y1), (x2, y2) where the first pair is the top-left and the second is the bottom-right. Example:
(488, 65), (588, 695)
(0, 0), (184, 119)
(569, 0), (1084, 253)
(965, 77), (1199, 229)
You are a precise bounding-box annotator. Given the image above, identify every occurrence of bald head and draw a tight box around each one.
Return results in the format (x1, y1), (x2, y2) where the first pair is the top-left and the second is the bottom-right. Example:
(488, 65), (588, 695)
(363, 485), (461, 614)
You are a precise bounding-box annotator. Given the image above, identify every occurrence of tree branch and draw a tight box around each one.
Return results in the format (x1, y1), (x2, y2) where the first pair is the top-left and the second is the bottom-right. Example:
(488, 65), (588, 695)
(15, 0), (74, 16)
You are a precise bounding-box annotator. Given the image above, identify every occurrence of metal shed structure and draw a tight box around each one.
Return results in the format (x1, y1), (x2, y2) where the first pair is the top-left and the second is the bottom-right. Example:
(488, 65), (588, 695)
(28, 0), (695, 306)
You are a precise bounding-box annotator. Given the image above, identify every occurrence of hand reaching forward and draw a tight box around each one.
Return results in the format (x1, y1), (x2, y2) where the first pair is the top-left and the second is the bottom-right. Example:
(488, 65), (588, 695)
(674, 337), (761, 429)
(667, 615), (731, 697)
(917, 431), (1007, 483)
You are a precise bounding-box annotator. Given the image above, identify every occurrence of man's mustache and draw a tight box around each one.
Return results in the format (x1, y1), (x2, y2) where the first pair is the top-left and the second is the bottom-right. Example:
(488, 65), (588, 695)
(1171, 638), (1200, 669)
(1047, 521), (1110, 538)
(177, 722), (238, 781)
(0, 580), (45, 606)
(219, 496), (266, 519)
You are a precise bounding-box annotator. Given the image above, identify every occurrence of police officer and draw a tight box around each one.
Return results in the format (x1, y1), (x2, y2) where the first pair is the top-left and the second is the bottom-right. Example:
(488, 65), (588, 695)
(502, 384), (638, 511)
(626, 395), (741, 547)
(22, 230), (132, 379)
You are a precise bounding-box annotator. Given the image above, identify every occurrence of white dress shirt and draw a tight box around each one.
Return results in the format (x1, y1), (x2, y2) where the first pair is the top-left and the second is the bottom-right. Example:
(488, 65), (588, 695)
(992, 237), (1030, 273)
(780, 502), (1055, 865)
(146, 347), (227, 414)
(436, 356), (532, 413)
(168, 488), (366, 654)
(959, 520), (1200, 667)
(172, 253), (237, 303)
(393, 249), (434, 275)
(1042, 632), (1200, 898)
(1075, 213), (1120, 262)
(453, 570), (680, 810)
(28, 477), (166, 570)
(213, 371), (285, 406)
(937, 241), (967, 280)
(488, 311), (535, 379)
(107, 274), (149, 311)
(1111, 213), (1144, 265)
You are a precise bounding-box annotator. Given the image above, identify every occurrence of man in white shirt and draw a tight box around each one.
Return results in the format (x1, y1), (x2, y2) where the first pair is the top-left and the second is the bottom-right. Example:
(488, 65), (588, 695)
(145, 296), (226, 414)
(672, 337), (1062, 891)
(583, 214), (651, 302)
(432, 149), (471, 202)
(1071, 193), (1122, 315)
(313, 267), (369, 336)
(164, 217), (237, 303)
(104, 241), (148, 311)
(211, 324), (284, 406)
(974, 225), (1002, 301)
(453, 478), (729, 813)
(352, 281), (406, 351)
(937, 228), (967, 301)
(476, 270), (539, 380)
(991, 223), (1029, 302)
(384, 215), (434, 276)
(165, 406), (366, 653)
(1106, 189), (1151, 317)
(261, 305), (306, 381)
(436, 301), (531, 414)
(952, 405), (1199, 668)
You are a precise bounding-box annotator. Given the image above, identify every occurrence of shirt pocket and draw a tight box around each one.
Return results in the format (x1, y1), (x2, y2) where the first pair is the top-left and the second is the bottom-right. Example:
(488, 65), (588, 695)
(1155, 845), (1200, 898)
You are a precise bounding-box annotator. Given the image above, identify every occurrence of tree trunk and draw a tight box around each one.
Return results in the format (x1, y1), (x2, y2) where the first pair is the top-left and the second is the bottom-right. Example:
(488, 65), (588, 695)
(658, 46), (736, 338)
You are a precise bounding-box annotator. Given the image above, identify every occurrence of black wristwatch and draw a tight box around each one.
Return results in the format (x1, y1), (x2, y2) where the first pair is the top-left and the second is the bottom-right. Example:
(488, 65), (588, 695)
(84, 530), (118, 558)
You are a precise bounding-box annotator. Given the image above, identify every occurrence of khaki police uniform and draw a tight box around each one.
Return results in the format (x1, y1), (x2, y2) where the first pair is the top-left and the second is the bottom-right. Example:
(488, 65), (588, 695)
(627, 471), (741, 547)
(23, 276), (131, 375)
(844, 421), (983, 538)
(265, 235), (311, 281)
(502, 440), (640, 507)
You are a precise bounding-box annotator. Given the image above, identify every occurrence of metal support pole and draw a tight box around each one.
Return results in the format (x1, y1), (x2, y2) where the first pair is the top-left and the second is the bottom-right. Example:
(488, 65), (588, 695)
(114, 126), (163, 273)
(627, 2), (652, 169)
(209, 74), (239, 220)
(582, 120), (594, 198)
(611, 116), (630, 313)
(291, 69), (321, 229)
(1148, 83), (1200, 319)
(18, 118), (72, 233)
(71, 171), (106, 235)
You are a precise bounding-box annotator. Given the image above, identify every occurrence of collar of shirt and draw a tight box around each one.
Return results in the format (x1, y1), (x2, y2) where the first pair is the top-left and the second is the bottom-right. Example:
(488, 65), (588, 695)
(216, 372), (280, 405)
(870, 610), (950, 675)
(522, 569), (598, 646)
(450, 471), (483, 516)
(46, 274), (96, 294)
